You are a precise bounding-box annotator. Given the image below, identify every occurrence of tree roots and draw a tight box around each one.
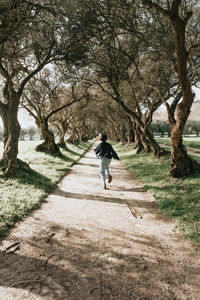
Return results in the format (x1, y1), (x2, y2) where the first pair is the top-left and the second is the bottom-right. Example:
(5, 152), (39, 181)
(35, 142), (62, 157)
(0, 158), (31, 174)
(168, 157), (200, 177)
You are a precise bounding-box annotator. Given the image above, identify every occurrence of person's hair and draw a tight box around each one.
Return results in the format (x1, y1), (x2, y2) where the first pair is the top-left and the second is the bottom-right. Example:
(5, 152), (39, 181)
(99, 133), (107, 142)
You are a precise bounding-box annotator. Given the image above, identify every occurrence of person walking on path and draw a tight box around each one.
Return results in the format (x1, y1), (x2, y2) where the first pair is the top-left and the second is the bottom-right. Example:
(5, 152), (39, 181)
(94, 133), (119, 189)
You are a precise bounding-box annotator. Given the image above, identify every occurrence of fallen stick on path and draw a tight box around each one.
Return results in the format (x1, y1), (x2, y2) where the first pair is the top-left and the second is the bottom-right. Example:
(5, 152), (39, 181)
(1, 241), (22, 254)
(11, 280), (43, 288)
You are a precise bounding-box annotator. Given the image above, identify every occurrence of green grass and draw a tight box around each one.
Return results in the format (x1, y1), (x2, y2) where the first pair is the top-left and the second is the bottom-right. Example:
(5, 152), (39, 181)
(0, 140), (93, 238)
(114, 142), (200, 249)
(156, 137), (200, 151)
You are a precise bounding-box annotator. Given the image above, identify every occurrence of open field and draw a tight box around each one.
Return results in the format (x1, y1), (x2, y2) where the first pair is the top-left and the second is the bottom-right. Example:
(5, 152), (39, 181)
(156, 136), (200, 150)
(114, 142), (200, 249)
(0, 140), (93, 239)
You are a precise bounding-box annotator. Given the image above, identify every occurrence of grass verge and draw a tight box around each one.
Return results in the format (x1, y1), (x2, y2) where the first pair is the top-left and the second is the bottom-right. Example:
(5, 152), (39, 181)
(114, 142), (200, 249)
(156, 137), (200, 152)
(0, 140), (93, 239)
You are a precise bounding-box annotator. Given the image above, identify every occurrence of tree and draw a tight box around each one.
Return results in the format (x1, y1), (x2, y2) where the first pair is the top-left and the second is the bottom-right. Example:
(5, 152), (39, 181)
(187, 120), (200, 137)
(50, 86), (91, 146)
(0, 0), (91, 175)
(0, 1), (59, 173)
(141, 0), (200, 176)
(75, 0), (172, 157)
(26, 126), (37, 140)
(22, 69), (89, 155)
(19, 128), (27, 141)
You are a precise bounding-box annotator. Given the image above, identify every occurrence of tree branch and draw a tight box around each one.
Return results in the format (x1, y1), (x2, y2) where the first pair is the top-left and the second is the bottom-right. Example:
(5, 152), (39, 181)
(46, 94), (88, 121)
(141, 0), (169, 17)
(21, 104), (38, 120)
(184, 11), (193, 24)
(171, 0), (181, 15)
(18, 44), (54, 95)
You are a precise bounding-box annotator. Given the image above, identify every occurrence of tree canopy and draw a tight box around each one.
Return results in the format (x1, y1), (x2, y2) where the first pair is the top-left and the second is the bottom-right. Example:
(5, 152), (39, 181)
(0, 0), (200, 177)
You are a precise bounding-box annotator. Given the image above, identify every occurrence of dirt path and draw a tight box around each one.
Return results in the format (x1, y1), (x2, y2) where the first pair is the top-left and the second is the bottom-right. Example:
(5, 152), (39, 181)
(0, 142), (199, 300)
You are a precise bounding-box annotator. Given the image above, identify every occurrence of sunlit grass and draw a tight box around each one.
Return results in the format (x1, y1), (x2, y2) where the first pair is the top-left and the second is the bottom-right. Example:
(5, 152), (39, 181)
(114, 142), (200, 248)
(156, 137), (200, 150)
(0, 140), (93, 238)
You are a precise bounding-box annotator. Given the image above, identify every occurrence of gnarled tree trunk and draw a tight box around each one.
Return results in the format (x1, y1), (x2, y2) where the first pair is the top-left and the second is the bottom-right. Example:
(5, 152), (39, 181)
(169, 122), (200, 177)
(142, 0), (200, 176)
(0, 93), (29, 175)
(168, 16), (200, 176)
(67, 127), (78, 144)
(35, 119), (61, 156)
(143, 127), (164, 158)
(133, 122), (144, 153)
(170, 126), (190, 176)
(127, 117), (135, 144)
(120, 123), (126, 144)
(56, 121), (68, 148)
(57, 131), (67, 147)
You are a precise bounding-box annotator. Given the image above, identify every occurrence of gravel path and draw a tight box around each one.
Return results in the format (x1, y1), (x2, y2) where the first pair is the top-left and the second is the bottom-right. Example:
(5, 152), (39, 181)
(0, 142), (199, 300)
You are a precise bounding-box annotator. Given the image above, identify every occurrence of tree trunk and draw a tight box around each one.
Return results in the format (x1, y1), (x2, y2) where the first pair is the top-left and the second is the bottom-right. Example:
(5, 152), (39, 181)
(127, 119), (135, 144)
(169, 125), (200, 177)
(57, 130), (67, 148)
(0, 96), (29, 175)
(134, 119), (164, 157)
(120, 123), (126, 144)
(1, 108), (20, 174)
(141, 131), (151, 153)
(134, 121), (151, 153)
(109, 126), (117, 141)
(167, 17), (200, 176)
(133, 122), (144, 153)
(169, 127), (190, 176)
(143, 127), (164, 158)
(35, 120), (62, 156)
(142, 1), (200, 176)
(67, 127), (77, 144)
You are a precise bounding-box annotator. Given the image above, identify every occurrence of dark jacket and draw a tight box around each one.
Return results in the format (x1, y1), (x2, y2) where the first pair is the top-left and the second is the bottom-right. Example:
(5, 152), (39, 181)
(94, 142), (119, 160)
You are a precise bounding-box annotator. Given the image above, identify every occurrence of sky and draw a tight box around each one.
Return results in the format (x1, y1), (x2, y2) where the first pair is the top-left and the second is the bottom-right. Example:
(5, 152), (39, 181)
(0, 108), (36, 129)
(18, 109), (36, 128)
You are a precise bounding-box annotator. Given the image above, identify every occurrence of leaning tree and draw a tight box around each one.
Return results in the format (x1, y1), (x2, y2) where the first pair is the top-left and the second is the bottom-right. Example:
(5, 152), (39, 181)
(22, 69), (89, 155)
(0, 0), (90, 175)
(141, 0), (200, 176)
(74, 0), (168, 157)
(49, 84), (91, 146)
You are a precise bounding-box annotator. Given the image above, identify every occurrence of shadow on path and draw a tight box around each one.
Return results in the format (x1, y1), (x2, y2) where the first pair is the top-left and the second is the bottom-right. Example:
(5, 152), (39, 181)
(0, 222), (199, 300)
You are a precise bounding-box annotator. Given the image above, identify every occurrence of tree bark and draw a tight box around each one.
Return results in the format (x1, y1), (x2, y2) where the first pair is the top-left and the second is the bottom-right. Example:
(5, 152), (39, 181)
(57, 131), (67, 147)
(120, 123), (126, 144)
(127, 117), (135, 144)
(0, 94), (29, 175)
(166, 13), (200, 175)
(56, 122), (68, 148)
(143, 126), (163, 158)
(169, 124), (200, 176)
(67, 127), (77, 144)
(133, 122), (144, 154)
(142, 0), (200, 176)
(141, 131), (151, 153)
(35, 119), (62, 156)
(109, 126), (117, 141)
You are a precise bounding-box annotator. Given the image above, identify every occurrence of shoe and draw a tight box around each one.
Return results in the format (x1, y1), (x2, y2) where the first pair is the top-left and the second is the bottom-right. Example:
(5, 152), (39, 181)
(108, 174), (112, 183)
(104, 183), (107, 189)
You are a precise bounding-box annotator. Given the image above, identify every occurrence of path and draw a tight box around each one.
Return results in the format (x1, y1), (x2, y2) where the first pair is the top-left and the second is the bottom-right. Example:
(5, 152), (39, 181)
(0, 142), (199, 300)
